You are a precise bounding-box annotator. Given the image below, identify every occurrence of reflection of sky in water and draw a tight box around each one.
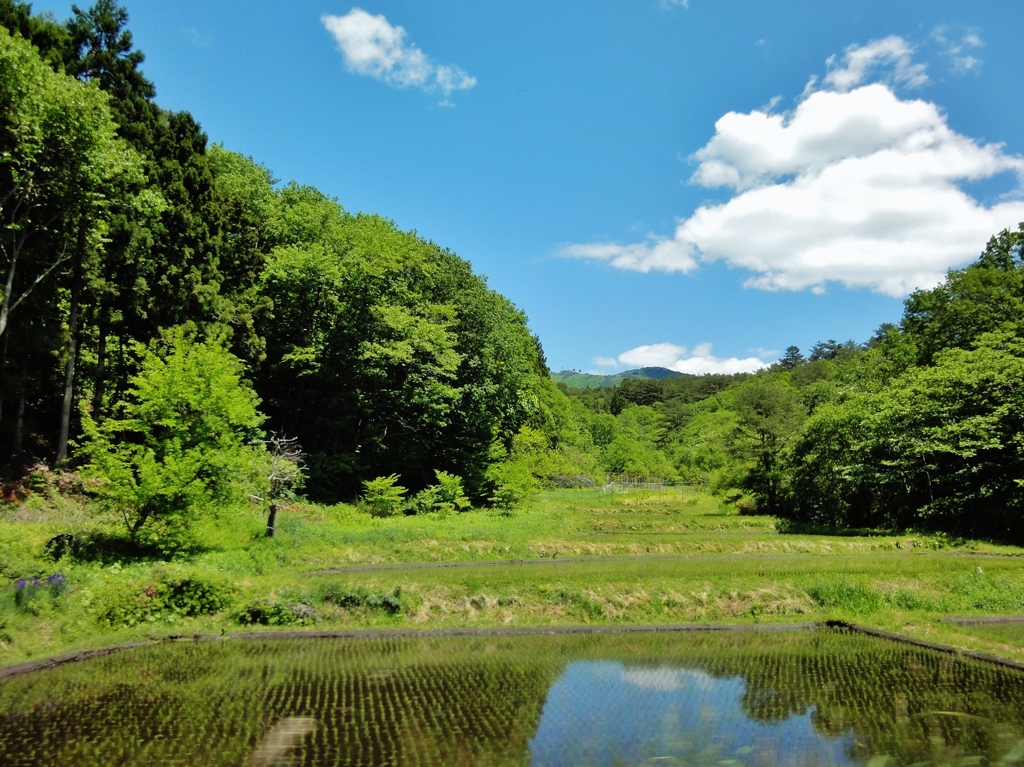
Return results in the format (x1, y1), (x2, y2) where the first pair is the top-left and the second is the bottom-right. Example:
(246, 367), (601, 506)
(529, 661), (856, 767)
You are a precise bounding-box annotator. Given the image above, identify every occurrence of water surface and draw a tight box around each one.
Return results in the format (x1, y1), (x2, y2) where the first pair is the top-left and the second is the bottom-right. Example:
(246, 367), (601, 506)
(1, 628), (1023, 766)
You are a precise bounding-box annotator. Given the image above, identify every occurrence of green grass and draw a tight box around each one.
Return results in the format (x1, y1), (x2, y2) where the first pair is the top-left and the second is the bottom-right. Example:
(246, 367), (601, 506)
(3, 488), (1024, 667)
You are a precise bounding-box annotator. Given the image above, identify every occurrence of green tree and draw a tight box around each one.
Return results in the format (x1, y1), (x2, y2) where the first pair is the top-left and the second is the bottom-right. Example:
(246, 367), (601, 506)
(902, 226), (1024, 365)
(83, 327), (265, 553)
(862, 332), (1024, 540)
(773, 345), (804, 371)
(730, 376), (805, 514)
(0, 25), (137, 462)
(207, 144), (277, 362)
(0, 0), (70, 66)
(0, 26), (129, 340)
(788, 397), (873, 528)
(256, 194), (542, 501)
(65, 0), (156, 148)
(787, 330), (1024, 542)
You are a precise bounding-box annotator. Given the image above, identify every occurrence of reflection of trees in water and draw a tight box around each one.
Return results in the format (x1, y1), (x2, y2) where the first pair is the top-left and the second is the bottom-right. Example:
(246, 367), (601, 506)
(537, 630), (1024, 765)
(679, 631), (1024, 765)
(0, 637), (563, 767)
(266, 652), (558, 765)
(2, 630), (1024, 766)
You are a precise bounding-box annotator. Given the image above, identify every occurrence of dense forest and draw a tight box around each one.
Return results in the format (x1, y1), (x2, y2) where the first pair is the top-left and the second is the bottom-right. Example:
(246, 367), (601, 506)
(0, 1), (552, 521)
(1, 1), (1022, 547)
(553, 228), (1024, 543)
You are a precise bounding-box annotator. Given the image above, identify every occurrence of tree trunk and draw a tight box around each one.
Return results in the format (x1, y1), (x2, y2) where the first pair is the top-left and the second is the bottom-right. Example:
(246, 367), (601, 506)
(0, 231), (23, 340)
(92, 320), (106, 419)
(0, 331), (8, 439)
(114, 332), (126, 405)
(265, 502), (279, 538)
(56, 218), (87, 466)
(13, 355), (26, 455)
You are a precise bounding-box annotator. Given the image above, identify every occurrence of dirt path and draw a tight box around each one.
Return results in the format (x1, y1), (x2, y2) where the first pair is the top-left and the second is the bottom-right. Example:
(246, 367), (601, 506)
(7, 620), (1024, 681)
(304, 549), (1020, 576)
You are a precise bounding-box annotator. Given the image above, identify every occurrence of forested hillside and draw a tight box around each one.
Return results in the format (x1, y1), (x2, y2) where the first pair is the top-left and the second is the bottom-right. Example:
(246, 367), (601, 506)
(0, 1), (552, 520)
(553, 229), (1024, 542)
(550, 367), (684, 389)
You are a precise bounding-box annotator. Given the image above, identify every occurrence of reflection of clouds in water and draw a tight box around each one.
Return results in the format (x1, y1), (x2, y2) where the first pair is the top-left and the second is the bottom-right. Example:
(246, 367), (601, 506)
(529, 660), (856, 767)
(620, 666), (717, 692)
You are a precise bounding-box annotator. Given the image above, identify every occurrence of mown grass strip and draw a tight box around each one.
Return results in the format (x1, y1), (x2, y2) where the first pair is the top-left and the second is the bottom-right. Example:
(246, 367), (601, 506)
(833, 620), (1024, 673)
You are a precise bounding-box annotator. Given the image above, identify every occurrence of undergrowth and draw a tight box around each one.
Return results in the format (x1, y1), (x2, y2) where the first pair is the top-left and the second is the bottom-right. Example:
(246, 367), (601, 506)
(2, 488), (1024, 665)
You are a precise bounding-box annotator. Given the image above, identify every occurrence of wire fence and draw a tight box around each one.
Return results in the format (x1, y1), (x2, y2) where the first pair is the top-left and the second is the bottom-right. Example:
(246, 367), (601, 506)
(548, 474), (707, 494)
(601, 474), (704, 495)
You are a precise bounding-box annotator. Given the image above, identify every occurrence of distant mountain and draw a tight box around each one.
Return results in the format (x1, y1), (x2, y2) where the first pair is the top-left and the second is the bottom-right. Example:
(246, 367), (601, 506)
(551, 367), (686, 389)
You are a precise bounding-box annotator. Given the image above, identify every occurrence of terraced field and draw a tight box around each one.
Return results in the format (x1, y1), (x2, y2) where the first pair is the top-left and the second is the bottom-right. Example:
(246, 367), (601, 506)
(3, 489), (1024, 667)
(5, 628), (1024, 766)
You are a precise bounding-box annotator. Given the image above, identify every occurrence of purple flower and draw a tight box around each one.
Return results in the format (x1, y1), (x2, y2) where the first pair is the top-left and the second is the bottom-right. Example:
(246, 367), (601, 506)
(15, 579), (25, 590)
(28, 577), (41, 587)
(47, 573), (66, 586)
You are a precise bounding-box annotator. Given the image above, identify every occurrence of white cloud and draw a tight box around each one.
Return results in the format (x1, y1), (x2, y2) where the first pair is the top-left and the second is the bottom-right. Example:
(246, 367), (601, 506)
(621, 667), (715, 692)
(562, 237), (697, 273)
(618, 343), (689, 368)
(952, 56), (982, 74)
(322, 9), (476, 102)
(933, 26), (984, 75)
(599, 342), (769, 375)
(822, 36), (929, 92)
(563, 37), (1024, 297)
(183, 27), (211, 48)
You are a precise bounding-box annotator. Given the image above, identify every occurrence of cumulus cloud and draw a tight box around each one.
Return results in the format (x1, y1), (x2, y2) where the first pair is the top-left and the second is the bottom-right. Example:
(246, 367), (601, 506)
(322, 9), (476, 102)
(564, 36), (1024, 296)
(598, 342), (769, 375)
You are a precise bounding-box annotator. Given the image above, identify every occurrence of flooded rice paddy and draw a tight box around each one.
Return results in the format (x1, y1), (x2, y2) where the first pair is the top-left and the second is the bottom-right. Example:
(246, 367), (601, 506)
(2, 627), (1024, 766)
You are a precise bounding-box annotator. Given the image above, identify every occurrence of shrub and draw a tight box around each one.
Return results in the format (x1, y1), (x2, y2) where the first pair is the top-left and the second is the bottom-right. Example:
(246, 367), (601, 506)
(319, 585), (402, 615)
(234, 598), (319, 626)
(408, 485), (440, 516)
(735, 499), (758, 515)
(486, 460), (536, 515)
(160, 576), (234, 617)
(361, 475), (407, 517)
(488, 482), (530, 515)
(409, 471), (471, 515)
(432, 471), (471, 514)
(94, 573), (234, 627)
(807, 580), (883, 614)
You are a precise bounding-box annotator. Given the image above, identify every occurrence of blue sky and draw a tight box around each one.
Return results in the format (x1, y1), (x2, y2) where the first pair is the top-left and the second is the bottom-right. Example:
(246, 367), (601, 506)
(33, 0), (1024, 373)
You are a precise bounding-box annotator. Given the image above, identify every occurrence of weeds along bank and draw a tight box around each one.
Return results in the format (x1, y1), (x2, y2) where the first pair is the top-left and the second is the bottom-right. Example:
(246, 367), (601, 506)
(4, 488), (1024, 668)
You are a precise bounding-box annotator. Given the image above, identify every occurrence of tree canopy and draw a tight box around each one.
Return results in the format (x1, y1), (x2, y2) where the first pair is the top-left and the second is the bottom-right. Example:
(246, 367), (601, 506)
(0, 3), (549, 520)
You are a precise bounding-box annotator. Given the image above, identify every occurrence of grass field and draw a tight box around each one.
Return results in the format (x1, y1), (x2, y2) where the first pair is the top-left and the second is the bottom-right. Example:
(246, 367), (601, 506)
(3, 488), (1024, 668)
